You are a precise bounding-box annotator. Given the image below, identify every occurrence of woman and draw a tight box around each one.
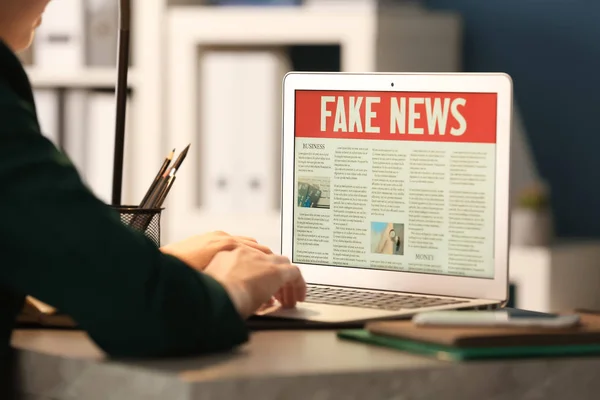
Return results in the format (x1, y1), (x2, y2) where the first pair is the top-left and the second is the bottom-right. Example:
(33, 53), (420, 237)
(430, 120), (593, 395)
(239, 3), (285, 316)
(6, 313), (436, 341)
(376, 223), (397, 255)
(0, 0), (305, 361)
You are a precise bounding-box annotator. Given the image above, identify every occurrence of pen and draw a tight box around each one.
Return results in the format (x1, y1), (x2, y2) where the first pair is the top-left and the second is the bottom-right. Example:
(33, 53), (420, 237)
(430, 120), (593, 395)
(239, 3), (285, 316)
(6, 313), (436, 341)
(139, 148), (175, 207)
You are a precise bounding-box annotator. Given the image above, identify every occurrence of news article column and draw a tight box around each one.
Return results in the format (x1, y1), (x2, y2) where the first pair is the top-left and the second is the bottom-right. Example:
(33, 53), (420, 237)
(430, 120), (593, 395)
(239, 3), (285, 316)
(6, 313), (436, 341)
(292, 90), (498, 278)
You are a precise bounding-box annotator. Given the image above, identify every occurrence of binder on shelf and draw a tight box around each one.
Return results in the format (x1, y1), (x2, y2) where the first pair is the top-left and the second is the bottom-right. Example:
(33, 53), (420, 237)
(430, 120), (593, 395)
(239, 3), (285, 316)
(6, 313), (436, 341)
(86, 91), (115, 204)
(32, 89), (60, 147)
(198, 50), (239, 212)
(85, 91), (133, 205)
(33, 0), (85, 69)
(237, 49), (290, 212)
(63, 90), (89, 177)
(84, 0), (119, 67)
(198, 48), (290, 213)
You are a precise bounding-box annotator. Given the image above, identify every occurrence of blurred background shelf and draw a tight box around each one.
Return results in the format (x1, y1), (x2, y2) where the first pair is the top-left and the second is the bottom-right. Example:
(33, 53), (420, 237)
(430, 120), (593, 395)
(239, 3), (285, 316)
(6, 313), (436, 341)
(25, 67), (138, 88)
(167, 4), (461, 71)
(24, 0), (162, 207)
(168, 5), (384, 39)
(167, 6), (369, 42)
(164, 2), (462, 250)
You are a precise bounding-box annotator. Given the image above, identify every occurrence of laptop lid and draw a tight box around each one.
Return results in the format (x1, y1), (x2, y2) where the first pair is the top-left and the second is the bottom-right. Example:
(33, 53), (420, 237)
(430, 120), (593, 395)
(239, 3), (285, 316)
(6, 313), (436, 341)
(281, 72), (512, 302)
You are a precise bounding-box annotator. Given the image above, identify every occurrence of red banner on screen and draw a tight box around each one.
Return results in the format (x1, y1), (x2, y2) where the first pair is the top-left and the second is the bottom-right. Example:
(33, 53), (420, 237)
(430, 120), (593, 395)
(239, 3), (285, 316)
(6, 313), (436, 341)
(295, 90), (497, 144)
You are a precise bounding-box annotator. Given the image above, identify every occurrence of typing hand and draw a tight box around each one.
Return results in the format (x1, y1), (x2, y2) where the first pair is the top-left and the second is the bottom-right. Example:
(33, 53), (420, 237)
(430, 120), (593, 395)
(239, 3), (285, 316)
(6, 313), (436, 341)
(160, 231), (272, 272)
(203, 247), (307, 318)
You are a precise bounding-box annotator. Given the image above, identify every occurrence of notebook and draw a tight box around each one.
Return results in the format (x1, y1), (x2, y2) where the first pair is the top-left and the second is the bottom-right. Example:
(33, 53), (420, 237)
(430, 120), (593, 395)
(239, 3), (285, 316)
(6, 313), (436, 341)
(337, 311), (600, 361)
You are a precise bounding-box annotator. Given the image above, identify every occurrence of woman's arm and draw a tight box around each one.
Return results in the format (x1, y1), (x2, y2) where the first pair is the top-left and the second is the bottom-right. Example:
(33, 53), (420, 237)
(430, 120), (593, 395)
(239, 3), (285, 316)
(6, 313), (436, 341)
(0, 91), (248, 358)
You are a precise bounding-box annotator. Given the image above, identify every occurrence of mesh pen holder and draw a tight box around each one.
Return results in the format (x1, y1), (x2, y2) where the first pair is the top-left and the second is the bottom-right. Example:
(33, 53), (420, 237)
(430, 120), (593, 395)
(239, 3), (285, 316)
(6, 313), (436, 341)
(113, 206), (164, 247)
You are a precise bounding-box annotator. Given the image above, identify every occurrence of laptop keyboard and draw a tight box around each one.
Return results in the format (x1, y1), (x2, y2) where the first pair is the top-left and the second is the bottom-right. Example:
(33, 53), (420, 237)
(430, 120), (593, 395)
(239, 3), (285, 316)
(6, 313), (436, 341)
(305, 285), (469, 311)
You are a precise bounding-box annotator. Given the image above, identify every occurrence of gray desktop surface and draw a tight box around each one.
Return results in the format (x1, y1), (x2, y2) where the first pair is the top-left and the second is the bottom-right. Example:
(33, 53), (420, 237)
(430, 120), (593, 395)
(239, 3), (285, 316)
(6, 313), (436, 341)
(10, 328), (600, 400)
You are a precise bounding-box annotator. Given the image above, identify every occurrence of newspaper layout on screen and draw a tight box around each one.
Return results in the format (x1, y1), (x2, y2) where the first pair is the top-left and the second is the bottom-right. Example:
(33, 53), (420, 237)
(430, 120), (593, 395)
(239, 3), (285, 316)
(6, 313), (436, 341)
(293, 90), (498, 279)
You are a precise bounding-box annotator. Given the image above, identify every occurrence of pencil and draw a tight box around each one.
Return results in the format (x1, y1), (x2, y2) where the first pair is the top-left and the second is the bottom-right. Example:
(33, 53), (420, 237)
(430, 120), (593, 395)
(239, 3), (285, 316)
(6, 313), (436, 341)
(154, 173), (177, 208)
(136, 170), (176, 230)
(144, 144), (189, 207)
(132, 175), (168, 230)
(145, 173), (170, 209)
(140, 148), (175, 207)
(164, 144), (190, 176)
(135, 144), (190, 231)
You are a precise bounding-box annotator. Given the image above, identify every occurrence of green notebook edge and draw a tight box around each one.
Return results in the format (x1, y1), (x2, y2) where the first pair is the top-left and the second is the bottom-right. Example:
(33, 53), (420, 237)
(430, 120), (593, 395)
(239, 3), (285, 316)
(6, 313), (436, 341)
(337, 329), (600, 361)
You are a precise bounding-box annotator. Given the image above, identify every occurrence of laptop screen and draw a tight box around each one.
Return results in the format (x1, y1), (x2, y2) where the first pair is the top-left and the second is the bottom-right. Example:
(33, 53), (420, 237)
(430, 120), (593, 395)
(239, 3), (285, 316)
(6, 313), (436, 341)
(292, 89), (498, 279)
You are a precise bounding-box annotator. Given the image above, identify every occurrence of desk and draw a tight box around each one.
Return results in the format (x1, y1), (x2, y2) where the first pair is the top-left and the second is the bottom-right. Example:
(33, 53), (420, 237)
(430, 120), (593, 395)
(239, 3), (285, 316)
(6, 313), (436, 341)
(10, 329), (600, 400)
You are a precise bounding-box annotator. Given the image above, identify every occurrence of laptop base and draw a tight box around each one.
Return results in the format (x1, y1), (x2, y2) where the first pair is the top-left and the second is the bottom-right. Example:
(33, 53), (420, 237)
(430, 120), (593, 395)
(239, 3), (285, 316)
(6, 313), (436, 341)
(257, 298), (501, 324)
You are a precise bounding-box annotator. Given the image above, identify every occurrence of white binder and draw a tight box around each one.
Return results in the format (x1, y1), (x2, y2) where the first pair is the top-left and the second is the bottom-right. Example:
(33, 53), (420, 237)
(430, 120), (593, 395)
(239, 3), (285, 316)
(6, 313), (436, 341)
(236, 49), (290, 212)
(84, 0), (119, 67)
(76, 91), (135, 205)
(85, 91), (117, 204)
(198, 49), (290, 213)
(198, 50), (240, 212)
(33, 89), (60, 147)
(63, 90), (89, 177)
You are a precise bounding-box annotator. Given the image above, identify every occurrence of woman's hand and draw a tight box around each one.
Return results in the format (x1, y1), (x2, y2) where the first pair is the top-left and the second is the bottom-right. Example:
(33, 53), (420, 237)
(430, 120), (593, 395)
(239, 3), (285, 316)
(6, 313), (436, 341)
(160, 231), (273, 272)
(203, 247), (306, 318)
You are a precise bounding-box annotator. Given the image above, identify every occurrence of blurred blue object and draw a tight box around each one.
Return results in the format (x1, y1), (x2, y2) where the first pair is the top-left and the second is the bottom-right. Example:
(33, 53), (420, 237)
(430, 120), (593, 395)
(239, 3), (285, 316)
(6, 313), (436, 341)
(424, 0), (600, 238)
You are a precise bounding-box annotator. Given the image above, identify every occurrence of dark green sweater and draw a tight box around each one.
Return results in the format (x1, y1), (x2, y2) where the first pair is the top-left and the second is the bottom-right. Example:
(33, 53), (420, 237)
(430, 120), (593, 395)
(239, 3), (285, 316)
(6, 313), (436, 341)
(0, 41), (248, 358)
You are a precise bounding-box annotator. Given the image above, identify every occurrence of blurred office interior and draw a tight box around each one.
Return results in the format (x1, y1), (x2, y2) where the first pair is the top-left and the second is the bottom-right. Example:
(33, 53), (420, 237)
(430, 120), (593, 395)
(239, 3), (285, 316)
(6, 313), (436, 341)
(20, 0), (600, 313)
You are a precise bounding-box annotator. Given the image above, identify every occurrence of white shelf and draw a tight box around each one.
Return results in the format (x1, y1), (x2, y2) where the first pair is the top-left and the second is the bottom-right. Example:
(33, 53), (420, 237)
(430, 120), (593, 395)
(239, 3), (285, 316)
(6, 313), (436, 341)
(25, 67), (138, 88)
(168, 5), (378, 45)
(167, 4), (456, 44)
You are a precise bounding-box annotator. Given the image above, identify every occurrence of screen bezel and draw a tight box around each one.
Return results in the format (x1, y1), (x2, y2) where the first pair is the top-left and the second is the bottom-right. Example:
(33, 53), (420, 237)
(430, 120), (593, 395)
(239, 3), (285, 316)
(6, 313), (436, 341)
(280, 72), (512, 302)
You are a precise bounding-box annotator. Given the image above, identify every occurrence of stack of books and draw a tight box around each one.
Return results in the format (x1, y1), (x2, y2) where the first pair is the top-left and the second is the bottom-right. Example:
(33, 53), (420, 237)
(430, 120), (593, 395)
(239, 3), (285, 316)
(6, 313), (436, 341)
(338, 311), (600, 361)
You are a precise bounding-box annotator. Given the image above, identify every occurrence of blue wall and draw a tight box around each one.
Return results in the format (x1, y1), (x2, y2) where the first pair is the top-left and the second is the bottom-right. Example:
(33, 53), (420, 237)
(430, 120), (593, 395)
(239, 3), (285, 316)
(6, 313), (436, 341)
(423, 0), (600, 237)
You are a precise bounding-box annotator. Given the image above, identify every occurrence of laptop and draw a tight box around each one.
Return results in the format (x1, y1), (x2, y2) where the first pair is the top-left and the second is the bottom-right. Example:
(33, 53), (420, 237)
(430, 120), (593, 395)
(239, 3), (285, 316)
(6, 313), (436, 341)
(259, 72), (513, 323)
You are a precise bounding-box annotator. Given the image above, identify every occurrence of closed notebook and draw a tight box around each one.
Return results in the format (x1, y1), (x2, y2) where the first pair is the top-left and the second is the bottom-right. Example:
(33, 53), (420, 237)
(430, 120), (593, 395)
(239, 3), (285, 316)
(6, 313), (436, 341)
(337, 329), (600, 361)
(364, 312), (600, 348)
